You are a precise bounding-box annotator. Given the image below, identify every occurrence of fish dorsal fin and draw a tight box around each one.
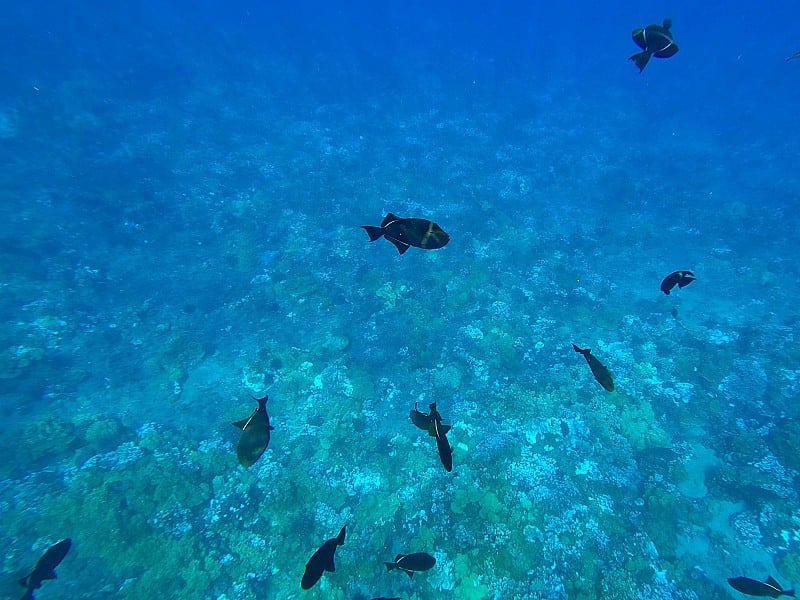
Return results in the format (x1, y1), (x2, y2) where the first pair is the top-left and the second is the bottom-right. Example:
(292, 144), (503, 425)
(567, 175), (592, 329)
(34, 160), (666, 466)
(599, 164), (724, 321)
(232, 418), (249, 430)
(381, 213), (401, 227)
(765, 576), (782, 590)
(394, 553), (404, 563)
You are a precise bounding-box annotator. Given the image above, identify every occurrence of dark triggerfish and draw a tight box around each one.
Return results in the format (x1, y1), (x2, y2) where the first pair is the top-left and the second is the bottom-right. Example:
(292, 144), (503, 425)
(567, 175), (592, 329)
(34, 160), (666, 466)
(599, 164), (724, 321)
(232, 393), (274, 468)
(362, 213), (450, 254)
(660, 270), (695, 295)
(572, 344), (615, 392)
(630, 18), (679, 72)
(728, 575), (795, 597)
(429, 402), (453, 472)
(385, 552), (436, 579)
(409, 401), (453, 471)
(18, 538), (71, 600)
(301, 524), (347, 590)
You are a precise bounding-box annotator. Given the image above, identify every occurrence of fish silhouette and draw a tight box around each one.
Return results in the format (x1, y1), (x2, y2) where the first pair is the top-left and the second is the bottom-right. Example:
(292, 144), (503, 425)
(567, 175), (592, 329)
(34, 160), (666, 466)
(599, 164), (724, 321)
(385, 552), (436, 579)
(660, 270), (695, 295)
(428, 402), (453, 472)
(18, 538), (71, 600)
(301, 524), (347, 590)
(232, 393), (274, 468)
(572, 344), (615, 392)
(630, 18), (679, 72)
(728, 575), (795, 597)
(362, 213), (449, 254)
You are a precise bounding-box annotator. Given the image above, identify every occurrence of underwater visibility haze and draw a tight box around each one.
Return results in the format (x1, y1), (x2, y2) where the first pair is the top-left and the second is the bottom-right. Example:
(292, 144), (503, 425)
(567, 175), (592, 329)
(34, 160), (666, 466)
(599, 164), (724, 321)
(1, 1), (800, 598)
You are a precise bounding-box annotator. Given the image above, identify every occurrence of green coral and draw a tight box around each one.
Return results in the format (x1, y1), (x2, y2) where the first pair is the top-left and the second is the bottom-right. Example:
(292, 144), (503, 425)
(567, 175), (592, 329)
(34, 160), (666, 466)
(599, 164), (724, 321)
(618, 399), (670, 451)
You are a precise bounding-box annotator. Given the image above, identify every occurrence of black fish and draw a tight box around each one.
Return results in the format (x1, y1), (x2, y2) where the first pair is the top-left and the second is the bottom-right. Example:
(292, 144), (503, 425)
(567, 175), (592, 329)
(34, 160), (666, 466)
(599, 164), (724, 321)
(728, 576), (795, 597)
(428, 402), (453, 472)
(787, 51), (800, 62)
(385, 552), (436, 579)
(18, 538), (71, 600)
(572, 344), (615, 392)
(409, 402), (432, 430)
(301, 524), (346, 590)
(660, 270), (696, 295)
(362, 213), (450, 254)
(232, 393), (274, 468)
(630, 18), (679, 72)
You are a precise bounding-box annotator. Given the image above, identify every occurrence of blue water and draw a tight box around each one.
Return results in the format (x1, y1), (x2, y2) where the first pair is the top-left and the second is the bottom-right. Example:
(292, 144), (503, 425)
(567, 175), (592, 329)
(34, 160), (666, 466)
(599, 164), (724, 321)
(1, 1), (799, 598)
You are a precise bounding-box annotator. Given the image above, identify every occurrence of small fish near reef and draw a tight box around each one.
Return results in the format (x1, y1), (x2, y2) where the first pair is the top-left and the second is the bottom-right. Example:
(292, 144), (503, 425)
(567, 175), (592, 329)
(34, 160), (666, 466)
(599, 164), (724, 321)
(385, 552), (436, 579)
(362, 213), (450, 254)
(409, 401), (453, 471)
(660, 270), (696, 295)
(18, 538), (71, 600)
(630, 18), (679, 72)
(572, 344), (615, 392)
(429, 402), (454, 472)
(728, 575), (795, 597)
(232, 393), (274, 468)
(301, 524), (347, 590)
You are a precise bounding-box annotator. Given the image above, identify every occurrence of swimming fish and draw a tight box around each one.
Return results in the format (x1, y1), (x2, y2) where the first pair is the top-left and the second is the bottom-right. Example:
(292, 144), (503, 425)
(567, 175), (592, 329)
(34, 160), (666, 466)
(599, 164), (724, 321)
(428, 402), (453, 472)
(362, 213), (450, 254)
(301, 524), (346, 590)
(18, 538), (71, 600)
(385, 552), (436, 579)
(728, 576), (795, 597)
(572, 344), (615, 392)
(660, 270), (696, 295)
(787, 51), (800, 62)
(232, 393), (274, 468)
(630, 18), (679, 72)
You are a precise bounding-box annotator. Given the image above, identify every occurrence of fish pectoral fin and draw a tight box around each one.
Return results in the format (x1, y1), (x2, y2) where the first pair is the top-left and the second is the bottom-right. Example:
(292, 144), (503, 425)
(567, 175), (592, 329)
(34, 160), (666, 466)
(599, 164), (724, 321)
(269, 425), (275, 430)
(440, 424), (452, 435)
(44, 569), (58, 580)
(766, 576), (782, 589)
(325, 555), (336, 573)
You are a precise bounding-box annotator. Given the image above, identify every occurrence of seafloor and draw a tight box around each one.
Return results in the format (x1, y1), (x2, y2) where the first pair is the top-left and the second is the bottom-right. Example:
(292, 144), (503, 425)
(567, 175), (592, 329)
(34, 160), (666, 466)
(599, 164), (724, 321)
(1, 28), (799, 600)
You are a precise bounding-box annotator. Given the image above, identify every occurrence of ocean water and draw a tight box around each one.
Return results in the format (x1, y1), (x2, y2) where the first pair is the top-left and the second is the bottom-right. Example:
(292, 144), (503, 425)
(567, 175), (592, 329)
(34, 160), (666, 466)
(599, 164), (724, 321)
(1, 1), (799, 598)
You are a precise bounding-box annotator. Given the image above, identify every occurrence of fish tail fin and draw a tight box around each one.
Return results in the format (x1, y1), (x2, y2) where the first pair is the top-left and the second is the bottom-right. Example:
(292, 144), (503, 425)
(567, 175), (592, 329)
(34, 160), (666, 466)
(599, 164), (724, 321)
(361, 225), (384, 241)
(572, 343), (589, 355)
(335, 524), (347, 546)
(384, 562), (396, 572)
(629, 51), (652, 72)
